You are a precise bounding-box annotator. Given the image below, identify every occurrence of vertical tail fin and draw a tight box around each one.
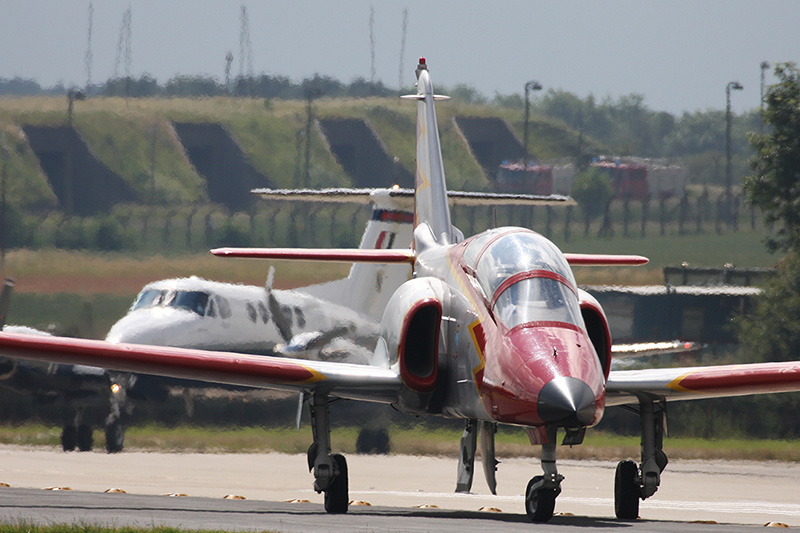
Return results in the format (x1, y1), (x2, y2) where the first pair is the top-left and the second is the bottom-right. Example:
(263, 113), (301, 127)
(298, 189), (414, 317)
(403, 58), (453, 246)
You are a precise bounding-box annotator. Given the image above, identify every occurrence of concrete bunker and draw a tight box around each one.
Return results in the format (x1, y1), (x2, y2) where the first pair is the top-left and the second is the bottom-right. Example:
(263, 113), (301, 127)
(172, 122), (273, 211)
(22, 126), (137, 216)
(317, 118), (412, 188)
(454, 116), (525, 180)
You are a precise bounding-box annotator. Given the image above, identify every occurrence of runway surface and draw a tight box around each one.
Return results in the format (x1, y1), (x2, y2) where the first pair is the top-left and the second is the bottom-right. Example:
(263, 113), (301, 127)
(0, 445), (797, 531)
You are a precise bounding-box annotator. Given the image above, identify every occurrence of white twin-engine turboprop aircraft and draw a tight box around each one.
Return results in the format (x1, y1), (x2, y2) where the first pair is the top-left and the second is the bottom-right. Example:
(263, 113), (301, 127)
(2, 58), (800, 523)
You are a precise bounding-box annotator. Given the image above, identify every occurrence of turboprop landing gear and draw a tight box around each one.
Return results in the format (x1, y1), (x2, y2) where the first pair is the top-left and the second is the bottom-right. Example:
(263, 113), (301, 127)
(525, 427), (563, 523)
(614, 399), (668, 520)
(307, 393), (348, 514)
(104, 382), (125, 453)
(61, 410), (93, 452)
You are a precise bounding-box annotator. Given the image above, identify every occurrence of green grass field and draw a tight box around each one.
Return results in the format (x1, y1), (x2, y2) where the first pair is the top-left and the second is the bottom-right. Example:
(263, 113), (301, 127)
(1, 423), (798, 462)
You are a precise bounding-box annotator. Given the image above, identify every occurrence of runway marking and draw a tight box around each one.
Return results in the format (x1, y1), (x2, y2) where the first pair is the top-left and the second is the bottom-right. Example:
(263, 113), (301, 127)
(347, 490), (800, 517)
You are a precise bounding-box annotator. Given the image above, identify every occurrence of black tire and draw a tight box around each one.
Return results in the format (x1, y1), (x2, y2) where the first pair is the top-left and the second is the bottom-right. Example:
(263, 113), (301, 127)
(61, 425), (76, 452)
(525, 475), (556, 523)
(614, 460), (640, 520)
(77, 424), (93, 452)
(324, 454), (349, 514)
(105, 421), (124, 453)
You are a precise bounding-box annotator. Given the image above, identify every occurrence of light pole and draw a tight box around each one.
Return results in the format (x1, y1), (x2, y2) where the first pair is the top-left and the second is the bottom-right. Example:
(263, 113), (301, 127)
(303, 87), (322, 188)
(725, 81), (743, 199)
(523, 81), (542, 162)
(760, 61), (770, 131)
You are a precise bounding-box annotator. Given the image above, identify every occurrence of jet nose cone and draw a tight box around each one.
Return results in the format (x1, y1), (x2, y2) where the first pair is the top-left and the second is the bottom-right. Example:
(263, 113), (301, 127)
(537, 376), (597, 427)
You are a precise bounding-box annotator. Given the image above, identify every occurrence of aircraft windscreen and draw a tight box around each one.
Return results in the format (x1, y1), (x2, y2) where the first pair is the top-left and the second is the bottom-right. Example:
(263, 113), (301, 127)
(472, 230), (575, 298)
(165, 291), (210, 316)
(132, 289), (166, 310)
(469, 230), (582, 329)
(493, 277), (582, 328)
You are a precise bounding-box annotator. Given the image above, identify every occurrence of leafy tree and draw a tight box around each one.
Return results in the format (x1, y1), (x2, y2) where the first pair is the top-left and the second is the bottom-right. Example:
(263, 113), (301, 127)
(738, 63), (800, 372)
(744, 63), (800, 254)
(571, 166), (613, 235)
(738, 253), (800, 362)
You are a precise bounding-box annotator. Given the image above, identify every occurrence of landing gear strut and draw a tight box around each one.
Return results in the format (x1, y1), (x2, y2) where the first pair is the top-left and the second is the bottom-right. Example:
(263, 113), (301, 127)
(307, 393), (348, 514)
(455, 419), (498, 494)
(614, 399), (668, 519)
(105, 383), (125, 453)
(61, 410), (92, 452)
(525, 426), (563, 523)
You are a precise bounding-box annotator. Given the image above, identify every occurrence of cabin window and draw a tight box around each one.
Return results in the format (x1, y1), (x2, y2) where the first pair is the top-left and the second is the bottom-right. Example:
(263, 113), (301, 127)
(217, 296), (232, 319)
(206, 299), (217, 318)
(257, 301), (269, 324)
(246, 302), (258, 323)
(294, 307), (306, 328)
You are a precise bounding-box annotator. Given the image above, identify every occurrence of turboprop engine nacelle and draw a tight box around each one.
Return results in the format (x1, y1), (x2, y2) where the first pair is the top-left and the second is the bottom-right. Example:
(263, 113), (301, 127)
(378, 277), (447, 413)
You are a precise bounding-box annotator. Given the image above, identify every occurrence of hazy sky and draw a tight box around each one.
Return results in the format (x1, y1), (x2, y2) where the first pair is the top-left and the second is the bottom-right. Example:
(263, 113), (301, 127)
(1, 1), (797, 115)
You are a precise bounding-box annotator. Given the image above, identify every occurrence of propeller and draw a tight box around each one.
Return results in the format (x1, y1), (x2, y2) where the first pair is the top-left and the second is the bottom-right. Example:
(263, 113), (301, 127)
(265, 266), (293, 343)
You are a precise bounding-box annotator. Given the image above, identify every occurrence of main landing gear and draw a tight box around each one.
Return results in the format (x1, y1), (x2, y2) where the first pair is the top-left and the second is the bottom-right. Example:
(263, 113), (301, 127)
(614, 399), (668, 520)
(455, 419), (498, 494)
(307, 393), (349, 514)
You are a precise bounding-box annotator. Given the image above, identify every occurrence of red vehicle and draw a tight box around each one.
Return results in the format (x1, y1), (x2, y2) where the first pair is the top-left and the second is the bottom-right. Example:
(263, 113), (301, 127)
(495, 160), (553, 195)
(591, 160), (648, 200)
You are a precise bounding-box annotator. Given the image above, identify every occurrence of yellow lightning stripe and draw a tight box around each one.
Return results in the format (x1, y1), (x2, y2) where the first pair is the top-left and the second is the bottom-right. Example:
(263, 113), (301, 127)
(468, 318), (486, 380)
(666, 371), (698, 393)
(445, 248), (488, 382)
(415, 116), (431, 192)
(294, 363), (328, 384)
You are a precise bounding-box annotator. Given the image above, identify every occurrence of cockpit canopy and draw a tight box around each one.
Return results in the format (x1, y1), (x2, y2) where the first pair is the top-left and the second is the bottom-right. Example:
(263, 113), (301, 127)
(463, 228), (583, 329)
(133, 289), (227, 317)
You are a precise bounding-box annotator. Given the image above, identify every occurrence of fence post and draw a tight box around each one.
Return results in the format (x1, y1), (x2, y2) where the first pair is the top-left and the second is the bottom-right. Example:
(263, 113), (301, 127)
(640, 196), (649, 238)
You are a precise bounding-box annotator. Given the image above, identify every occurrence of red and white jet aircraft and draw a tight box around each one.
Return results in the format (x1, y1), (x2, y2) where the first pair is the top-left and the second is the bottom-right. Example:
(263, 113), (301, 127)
(2, 58), (800, 522)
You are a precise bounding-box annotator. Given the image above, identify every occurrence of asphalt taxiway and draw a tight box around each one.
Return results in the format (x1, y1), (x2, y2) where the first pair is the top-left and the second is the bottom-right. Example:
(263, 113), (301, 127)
(0, 445), (797, 531)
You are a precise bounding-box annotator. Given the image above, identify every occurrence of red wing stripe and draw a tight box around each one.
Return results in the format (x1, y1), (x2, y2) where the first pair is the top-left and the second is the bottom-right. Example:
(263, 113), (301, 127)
(0, 332), (321, 385)
(211, 248), (415, 263)
(564, 253), (649, 266)
(671, 363), (800, 393)
(0, 332), (403, 405)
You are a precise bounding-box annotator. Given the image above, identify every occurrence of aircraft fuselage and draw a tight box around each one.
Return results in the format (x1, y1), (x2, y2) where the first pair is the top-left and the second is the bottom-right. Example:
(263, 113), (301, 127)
(415, 227), (606, 429)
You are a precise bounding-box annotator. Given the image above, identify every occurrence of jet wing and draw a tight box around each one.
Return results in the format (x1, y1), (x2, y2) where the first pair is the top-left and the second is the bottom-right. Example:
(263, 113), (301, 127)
(0, 331), (401, 404)
(211, 247), (415, 263)
(606, 361), (800, 406)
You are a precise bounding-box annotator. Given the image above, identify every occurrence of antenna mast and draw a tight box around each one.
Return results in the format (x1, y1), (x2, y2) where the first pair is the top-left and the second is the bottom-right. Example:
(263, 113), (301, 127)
(84, 2), (93, 93)
(398, 8), (408, 92)
(369, 5), (376, 84)
(239, 4), (254, 95)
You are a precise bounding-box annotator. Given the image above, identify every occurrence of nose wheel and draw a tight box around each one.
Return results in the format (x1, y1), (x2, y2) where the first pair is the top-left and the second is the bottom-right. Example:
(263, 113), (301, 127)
(524, 432), (562, 523)
(525, 475), (558, 522)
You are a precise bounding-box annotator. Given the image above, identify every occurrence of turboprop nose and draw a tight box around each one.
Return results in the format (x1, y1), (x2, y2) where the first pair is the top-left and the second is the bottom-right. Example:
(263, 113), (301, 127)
(537, 376), (597, 427)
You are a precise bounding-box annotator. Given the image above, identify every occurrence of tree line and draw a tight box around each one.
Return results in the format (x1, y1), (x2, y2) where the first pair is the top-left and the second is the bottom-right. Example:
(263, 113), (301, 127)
(2, 72), (757, 188)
